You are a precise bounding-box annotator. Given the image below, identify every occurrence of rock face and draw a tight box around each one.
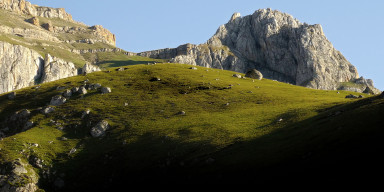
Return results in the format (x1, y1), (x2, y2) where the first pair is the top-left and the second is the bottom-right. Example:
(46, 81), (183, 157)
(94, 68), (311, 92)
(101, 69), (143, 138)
(90, 25), (116, 46)
(139, 9), (378, 93)
(0, 42), (102, 94)
(0, 0), (73, 21)
(0, 41), (44, 94)
(41, 54), (78, 83)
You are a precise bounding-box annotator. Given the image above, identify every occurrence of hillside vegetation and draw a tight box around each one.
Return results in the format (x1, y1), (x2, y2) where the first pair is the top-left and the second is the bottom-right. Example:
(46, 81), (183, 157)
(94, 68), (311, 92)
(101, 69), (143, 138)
(1, 62), (382, 190)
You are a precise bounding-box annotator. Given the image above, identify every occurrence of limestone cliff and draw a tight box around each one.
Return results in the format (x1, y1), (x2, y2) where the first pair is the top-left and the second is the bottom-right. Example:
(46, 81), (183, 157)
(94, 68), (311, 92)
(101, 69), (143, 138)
(140, 9), (378, 93)
(0, 41), (100, 94)
(0, 0), (73, 21)
(0, 41), (44, 94)
(0, 0), (116, 46)
(41, 54), (78, 83)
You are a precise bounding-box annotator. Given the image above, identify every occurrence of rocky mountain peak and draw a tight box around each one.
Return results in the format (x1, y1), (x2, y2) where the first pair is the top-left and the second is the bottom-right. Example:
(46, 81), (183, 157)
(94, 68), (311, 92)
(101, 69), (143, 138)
(139, 8), (379, 93)
(230, 12), (241, 22)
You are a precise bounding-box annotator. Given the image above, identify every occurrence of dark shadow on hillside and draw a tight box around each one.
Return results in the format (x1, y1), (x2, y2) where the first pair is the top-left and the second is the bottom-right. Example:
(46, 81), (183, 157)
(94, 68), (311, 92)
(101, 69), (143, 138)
(39, 96), (384, 191)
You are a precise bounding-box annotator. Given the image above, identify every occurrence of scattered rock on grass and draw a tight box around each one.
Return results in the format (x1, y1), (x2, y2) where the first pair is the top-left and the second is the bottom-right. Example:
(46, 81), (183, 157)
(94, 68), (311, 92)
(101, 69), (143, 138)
(50, 95), (66, 106)
(232, 74), (242, 78)
(90, 120), (110, 137)
(101, 87), (111, 94)
(175, 111), (186, 116)
(81, 109), (91, 119)
(345, 94), (358, 99)
(71, 87), (79, 93)
(62, 89), (72, 98)
(41, 106), (55, 115)
(149, 77), (161, 82)
(78, 86), (87, 95)
(190, 67), (197, 70)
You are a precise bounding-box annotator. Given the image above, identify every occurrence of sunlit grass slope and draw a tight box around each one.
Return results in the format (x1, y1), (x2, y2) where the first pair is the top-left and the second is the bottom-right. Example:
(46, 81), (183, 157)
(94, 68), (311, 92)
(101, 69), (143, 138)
(0, 63), (379, 190)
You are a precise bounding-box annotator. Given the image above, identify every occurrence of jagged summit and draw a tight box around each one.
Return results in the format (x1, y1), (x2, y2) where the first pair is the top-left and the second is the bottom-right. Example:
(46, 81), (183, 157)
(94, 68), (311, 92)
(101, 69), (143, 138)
(229, 12), (241, 22)
(139, 8), (379, 93)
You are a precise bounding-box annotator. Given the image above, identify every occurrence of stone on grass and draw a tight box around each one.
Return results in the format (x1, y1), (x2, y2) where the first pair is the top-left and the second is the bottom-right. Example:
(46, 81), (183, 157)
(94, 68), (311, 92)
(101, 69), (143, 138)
(78, 86), (87, 94)
(175, 111), (186, 116)
(101, 87), (111, 94)
(345, 94), (358, 99)
(90, 120), (110, 137)
(190, 67), (198, 70)
(90, 83), (102, 90)
(62, 89), (72, 98)
(50, 95), (66, 106)
(41, 106), (55, 115)
(245, 69), (263, 80)
(81, 109), (91, 119)
(71, 87), (79, 93)
(232, 74), (242, 78)
(149, 77), (161, 82)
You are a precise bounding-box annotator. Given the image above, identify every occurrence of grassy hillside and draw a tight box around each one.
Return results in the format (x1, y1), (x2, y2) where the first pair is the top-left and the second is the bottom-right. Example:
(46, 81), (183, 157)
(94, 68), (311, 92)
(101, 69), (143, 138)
(0, 8), (166, 69)
(1, 63), (382, 190)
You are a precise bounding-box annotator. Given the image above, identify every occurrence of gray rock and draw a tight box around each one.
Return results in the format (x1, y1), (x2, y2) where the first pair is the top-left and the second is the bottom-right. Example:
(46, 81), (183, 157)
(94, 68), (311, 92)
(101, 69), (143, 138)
(138, 10), (378, 93)
(90, 120), (110, 137)
(81, 63), (101, 75)
(149, 77), (161, 82)
(71, 87), (80, 93)
(101, 87), (112, 94)
(81, 109), (91, 119)
(233, 74), (242, 78)
(93, 83), (102, 89)
(363, 86), (381, 95)
(78, 86), (87, 94)
(345, 94), (358, 99)
(245, 69), (263, 80)
(190, 67), (198, 70)
(41, 106), (55, 115)
(23, 121), (34, 130)
(50, 95), (66, 106)
(62, 89), (72, 97)
(176, 111), (186, 116)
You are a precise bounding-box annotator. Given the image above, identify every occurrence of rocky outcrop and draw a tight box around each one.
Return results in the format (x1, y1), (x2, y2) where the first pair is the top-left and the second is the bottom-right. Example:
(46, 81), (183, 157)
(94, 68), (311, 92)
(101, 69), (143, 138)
(0, 25), (61, 42)
(90, 25), (116, 46)
(0, 42), (101, 94)
(41, 54), (78, 83)
(81, 63), (101, 75)
(0, 159), (39, 192)
(0, 0), (73, 21)
(140, 9), (378, 93)
(0, 41), (44, 94)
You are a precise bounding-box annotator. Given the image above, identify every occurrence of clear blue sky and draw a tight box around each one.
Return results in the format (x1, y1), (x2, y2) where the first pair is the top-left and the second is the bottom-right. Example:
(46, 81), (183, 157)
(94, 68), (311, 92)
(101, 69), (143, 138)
(29, 0), (384, 91)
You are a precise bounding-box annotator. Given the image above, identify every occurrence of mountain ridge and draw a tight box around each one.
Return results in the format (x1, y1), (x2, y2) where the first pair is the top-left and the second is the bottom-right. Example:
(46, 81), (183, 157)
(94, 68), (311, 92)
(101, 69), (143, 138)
(139, 9), (380, 94)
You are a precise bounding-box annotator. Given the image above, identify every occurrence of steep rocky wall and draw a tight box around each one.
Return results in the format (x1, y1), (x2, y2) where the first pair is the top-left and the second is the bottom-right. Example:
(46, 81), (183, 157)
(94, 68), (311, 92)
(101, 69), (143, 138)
(0, 41), (44, 94)
(140, 9), (374, 92)
(41, 54), (78, 83)
(0, 0), (73, 21)
(0, 41), (100, 94)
